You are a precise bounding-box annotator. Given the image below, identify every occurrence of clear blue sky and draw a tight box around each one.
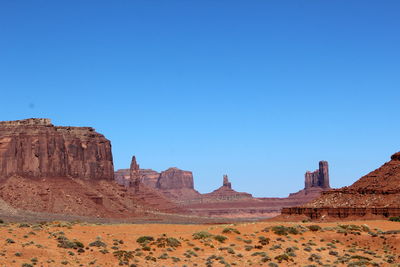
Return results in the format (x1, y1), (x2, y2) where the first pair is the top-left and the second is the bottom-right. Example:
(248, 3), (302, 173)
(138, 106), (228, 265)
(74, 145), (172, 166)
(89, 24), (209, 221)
(1, 1), (399, 197)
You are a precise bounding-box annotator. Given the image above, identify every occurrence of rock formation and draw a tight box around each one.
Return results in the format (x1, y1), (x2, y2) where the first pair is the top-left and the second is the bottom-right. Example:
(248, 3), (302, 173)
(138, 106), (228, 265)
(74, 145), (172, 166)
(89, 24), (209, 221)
(305, 161), (330, 189)
(0, 119), (182, 218)
(115, 162), (201, 201)
(0, 118), (114, 180)
(115, 168), (159, 188)
(129, 156), (141, 192)
(200, 175), (252, 201)
(282, 152), (400, 219)
(115, 159), (330, 218)
(223, 174), (231, 189)
(156, 168), (194, 190)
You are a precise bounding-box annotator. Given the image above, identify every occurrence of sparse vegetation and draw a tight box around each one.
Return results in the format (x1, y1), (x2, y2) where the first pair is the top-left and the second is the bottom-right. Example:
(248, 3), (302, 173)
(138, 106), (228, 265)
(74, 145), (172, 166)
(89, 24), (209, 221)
(389, 216), (400, 222)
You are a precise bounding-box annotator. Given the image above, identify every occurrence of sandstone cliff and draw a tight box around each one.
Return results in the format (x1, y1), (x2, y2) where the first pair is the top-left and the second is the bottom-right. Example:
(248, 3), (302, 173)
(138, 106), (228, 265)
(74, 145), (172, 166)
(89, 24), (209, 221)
(0, 118), (114, 180)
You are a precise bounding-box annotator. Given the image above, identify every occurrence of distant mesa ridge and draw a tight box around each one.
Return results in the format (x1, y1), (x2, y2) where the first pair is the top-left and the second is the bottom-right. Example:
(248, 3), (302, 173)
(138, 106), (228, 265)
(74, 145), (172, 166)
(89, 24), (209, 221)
(115, 155), (330, 217)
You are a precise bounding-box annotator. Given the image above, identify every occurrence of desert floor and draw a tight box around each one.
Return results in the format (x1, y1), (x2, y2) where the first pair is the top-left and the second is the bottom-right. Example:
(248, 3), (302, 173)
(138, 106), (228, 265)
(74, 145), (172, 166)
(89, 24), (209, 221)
(0, 220), (399, 267)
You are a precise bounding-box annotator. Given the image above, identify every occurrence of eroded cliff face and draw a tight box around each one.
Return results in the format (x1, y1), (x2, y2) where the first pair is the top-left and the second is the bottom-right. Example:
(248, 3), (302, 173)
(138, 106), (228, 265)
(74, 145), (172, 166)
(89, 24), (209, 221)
(0, 118), (114, 180)
(156, 168), (194, 190)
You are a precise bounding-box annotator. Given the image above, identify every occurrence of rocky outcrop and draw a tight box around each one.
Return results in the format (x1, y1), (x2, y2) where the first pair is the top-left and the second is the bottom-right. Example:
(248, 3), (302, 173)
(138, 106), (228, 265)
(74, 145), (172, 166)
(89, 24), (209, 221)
(223, 174), (231, 189)
(200, 175), (252, 201)
(115, 158), (330, 218)
(282, 152), (400, 219)
(115, 162), (201, 201)
(129, 156), (141, 192)
(0, 119), (183, 218)
(156, 168), (194, 190)
(305, 161), (330, 189)
(0, 118), (114, 180)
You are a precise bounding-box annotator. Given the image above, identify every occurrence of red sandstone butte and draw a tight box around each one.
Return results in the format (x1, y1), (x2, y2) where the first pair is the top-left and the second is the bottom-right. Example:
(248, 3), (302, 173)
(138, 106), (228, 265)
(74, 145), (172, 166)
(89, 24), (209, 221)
(0, 118), (113, 180)
(115, 157), (330, 218)
(0, 119), (179, 218)
(281, 152), (400, 219)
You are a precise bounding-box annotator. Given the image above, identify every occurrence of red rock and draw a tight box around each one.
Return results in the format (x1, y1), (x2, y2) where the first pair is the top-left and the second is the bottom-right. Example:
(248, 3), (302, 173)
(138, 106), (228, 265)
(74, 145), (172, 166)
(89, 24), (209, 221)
(0, 118), (113, 180)
(201, 175), (252, 201)
(0, 119), (181, 218)
(129, 156), (140, 192)
(282, 152), (400, 219)
(305, 161), (330, 189)
(156, 167), (194, 190)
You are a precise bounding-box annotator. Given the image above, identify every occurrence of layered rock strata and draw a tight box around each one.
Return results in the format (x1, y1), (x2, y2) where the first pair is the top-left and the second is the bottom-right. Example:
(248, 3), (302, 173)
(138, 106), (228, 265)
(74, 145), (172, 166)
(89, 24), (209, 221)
(0, 118), (114, 180)
(282, 152), (400, 219)
(0, 119), (180, 218)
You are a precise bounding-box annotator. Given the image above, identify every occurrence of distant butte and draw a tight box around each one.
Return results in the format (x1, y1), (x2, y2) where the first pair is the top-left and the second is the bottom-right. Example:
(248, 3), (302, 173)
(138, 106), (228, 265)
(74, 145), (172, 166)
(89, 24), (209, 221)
(115, 156), (330, 218)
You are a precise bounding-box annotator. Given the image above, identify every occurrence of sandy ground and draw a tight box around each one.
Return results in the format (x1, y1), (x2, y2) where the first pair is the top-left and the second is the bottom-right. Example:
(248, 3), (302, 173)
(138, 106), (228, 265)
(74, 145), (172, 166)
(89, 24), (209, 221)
(0, 220), (399, 266)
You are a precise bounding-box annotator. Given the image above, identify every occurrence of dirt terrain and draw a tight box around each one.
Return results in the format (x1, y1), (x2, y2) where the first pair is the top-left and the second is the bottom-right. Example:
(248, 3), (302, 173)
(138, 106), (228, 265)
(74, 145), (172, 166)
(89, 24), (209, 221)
(0, 220), (398, 266)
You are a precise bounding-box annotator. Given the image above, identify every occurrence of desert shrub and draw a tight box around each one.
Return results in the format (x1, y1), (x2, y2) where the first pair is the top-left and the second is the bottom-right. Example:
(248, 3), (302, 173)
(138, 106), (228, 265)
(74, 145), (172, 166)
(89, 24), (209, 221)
(0, 219), (4, 224)
(18, 223), (30, 228)
(161, 237), (181, 248)
(245, 245), (253, 251)
(308, 253), (322, 262)
(15, 252), (22, 256)
(142, 246), (151, 251)
(389, 216), (400, 222)
(192, 231), (212, 240)
(258, 236), (270, 245)
(261, 256), (271, 262)
(251, 252), (267, 257)
(268, 263), (278, 267)
(158, 253), (169, 259)
(89, 240), (107, 247)
(274, 253), (292, 263)
(136, 236), (154, 244)
(213, 235), (227, 243)
(171, 256), (180, 262)
(271, 225), (299, 235)
(350, 255), (371, 261)
(184, 249), (198, 257)
(329, 250), (338, 256)
(113, 250), (134, 263)
(144, 255), (157, 261)
(21, 264), (33, 267)
(6, 238), (15, 244)
(307, 225), (322, 232)
(270, 244), (282, 250)
(222, 228), (240, 234)
(58, 239), (84, 249)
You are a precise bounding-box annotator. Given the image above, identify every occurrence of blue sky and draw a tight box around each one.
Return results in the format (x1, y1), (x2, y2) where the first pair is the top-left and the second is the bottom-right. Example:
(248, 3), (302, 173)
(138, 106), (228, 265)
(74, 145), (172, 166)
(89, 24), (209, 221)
(1, 1), (399, 197)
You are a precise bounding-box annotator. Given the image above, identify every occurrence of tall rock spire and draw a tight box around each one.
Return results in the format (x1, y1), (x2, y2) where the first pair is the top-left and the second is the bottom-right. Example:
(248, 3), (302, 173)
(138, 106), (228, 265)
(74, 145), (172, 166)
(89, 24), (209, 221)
(304, 161), (330, 189)
(318, 161), (330, 189)
(130, 156), (141, 192)
(223, 174), (232, 189)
